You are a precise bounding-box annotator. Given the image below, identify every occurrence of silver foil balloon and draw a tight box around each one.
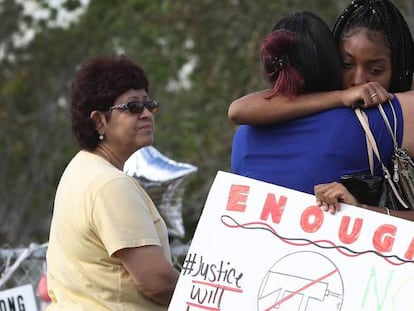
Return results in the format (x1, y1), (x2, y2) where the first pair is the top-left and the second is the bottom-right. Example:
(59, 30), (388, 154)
(124, 146), (198, 239)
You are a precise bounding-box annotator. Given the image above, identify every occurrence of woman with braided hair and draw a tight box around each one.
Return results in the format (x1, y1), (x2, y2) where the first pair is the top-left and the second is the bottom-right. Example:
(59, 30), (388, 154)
(230, 0), (414, 220)
(332, 0), (414, 93)
(313, 0), (414, 217)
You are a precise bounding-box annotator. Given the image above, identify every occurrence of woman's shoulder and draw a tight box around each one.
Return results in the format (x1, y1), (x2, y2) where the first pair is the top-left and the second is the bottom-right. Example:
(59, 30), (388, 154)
(394, 90), (414, 105)
(72, 150), (132, 185)
(395, 91), (414, 155)
(394, 91), (414, 120)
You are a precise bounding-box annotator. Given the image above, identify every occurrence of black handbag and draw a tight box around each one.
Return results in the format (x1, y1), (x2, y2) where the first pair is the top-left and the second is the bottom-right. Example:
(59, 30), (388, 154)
(341, 101), (414, 210)
(340, 173), (383, 206)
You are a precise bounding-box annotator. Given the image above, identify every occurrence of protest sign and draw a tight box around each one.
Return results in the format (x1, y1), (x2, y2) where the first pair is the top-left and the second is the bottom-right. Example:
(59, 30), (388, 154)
(169, 171), (414, 311)
(0, 284), (37, 311)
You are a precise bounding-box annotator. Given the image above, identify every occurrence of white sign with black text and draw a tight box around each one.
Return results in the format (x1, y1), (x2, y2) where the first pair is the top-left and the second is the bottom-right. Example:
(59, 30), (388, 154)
(0, 284), (37, 311)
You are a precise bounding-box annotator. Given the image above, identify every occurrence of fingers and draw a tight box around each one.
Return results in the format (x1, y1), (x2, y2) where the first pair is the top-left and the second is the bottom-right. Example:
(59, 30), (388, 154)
(314, 182), (343, 215)
(343, 82), (393, 108)
(320, 201), (339, 215)
(361, 82), (392, 108)
(314, 182), (360, 215)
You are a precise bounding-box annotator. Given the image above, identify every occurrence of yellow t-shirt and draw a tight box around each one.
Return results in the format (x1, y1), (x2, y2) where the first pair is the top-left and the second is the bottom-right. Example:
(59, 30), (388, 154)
(46, 150), (171, 311)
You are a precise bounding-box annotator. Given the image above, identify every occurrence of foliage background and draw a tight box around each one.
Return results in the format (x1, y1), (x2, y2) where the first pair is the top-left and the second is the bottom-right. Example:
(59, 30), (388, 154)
(1, 0), (413, 246)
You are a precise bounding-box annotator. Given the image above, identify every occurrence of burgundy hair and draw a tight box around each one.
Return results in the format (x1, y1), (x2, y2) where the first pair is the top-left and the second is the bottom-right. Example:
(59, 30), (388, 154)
(71, 55), (149, 150)
(260, 30), (304, 98)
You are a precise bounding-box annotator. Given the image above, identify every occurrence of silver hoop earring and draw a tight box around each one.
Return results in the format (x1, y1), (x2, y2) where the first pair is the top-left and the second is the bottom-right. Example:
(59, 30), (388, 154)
(99, 134), (104, 141)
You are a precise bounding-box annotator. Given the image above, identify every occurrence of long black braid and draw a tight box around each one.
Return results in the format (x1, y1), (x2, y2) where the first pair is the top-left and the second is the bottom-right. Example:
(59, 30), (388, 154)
(333, 0), (414, 92)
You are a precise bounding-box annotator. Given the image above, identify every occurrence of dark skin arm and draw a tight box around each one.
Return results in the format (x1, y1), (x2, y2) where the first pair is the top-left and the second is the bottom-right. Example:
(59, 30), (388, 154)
(228, 82), (391, 125)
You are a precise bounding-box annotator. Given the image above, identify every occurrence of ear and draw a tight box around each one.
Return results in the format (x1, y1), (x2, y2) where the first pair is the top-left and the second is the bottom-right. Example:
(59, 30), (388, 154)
(90, 110), (106, 133)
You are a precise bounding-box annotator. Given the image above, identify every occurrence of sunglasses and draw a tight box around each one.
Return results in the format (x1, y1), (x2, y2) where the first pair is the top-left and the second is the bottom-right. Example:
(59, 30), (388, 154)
(108, 100), (159, 114)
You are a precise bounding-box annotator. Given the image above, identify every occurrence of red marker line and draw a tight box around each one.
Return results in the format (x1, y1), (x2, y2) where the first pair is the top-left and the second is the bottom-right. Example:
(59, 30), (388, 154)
(192, 280), (243, 293)
(186, 301), (220, 310)
(265, 268), (338, 311)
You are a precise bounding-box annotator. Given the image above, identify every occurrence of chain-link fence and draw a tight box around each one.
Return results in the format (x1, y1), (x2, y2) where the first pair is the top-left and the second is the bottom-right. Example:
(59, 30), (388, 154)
(0, 243), (48, 310)
(0, 240), (189, 310)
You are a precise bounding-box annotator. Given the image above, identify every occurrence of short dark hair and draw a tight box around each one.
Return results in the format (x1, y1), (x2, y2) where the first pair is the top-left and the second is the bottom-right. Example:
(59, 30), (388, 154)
(262, 11), (343, 98)
(71, 55), (149, 150)
(333, 0), (414, 92)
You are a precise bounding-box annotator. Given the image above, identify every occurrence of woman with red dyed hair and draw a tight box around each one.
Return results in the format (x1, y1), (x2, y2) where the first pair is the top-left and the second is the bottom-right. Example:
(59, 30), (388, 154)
(259, 13), (342, 99)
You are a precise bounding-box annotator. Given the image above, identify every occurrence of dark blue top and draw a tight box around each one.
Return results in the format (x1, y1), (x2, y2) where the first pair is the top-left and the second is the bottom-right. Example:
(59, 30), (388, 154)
(231, 97), (403, 194)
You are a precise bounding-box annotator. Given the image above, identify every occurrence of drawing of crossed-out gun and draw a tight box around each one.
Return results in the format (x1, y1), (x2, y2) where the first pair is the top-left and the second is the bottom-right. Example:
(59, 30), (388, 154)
(258, 272), (343, 311)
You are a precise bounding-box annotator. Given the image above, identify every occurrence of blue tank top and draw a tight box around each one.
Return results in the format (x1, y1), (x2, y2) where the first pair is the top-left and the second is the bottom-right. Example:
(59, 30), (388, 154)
(231, 97), (403, 194)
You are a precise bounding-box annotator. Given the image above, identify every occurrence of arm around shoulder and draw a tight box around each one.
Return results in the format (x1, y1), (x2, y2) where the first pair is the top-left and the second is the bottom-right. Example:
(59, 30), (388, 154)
(228, 89), (276, 124)
(228, 83), (391, 125)
(228, 89), (361, 125)
(115, 245), (179, 306)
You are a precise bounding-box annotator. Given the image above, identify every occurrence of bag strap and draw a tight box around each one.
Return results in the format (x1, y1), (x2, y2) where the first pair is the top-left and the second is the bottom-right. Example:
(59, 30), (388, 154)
(354, 107), (409, 209)
(354, 108), (385, 165)
(378, 100), (414, 168)
(361, 112), (374, 175)
(377, 101), (402, 183)
(377, 100), (398, 149)
(367, 135), (374, 175)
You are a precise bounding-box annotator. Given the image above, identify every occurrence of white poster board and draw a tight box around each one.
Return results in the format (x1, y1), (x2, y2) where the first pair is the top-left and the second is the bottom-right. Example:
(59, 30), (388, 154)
(169, 171), (414, 311)
(0, 284), (38, 311)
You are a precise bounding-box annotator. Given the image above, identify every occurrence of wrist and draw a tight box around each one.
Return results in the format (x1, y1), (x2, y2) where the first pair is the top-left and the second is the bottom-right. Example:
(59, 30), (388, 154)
(335, 90), (351, 108)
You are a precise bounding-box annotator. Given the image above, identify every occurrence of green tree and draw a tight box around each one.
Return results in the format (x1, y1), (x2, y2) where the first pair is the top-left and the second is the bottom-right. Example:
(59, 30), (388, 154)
(0, 0), (412, 245)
